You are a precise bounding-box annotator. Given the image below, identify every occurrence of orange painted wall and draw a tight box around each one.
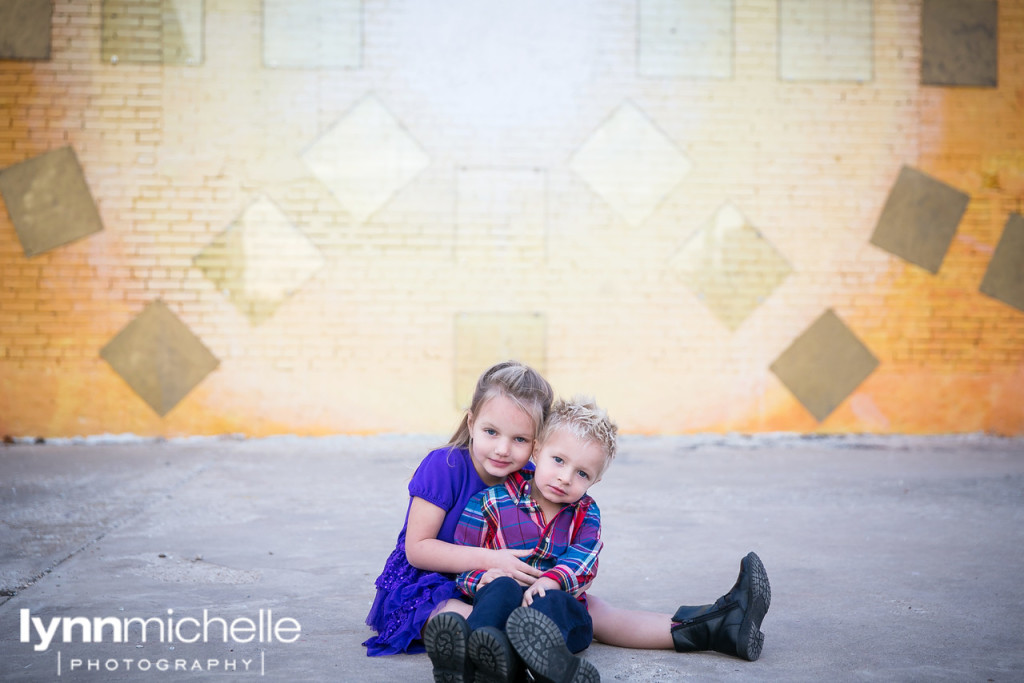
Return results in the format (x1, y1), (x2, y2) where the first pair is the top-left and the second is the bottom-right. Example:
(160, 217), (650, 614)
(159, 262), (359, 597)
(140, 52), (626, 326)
(1, 1), (1021, 438)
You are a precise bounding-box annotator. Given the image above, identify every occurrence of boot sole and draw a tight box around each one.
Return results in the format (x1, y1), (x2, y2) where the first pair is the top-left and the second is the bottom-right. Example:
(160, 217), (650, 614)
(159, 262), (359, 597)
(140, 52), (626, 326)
(423, 612), (473, 683)
(506, 607), (599, 683)
(468, 626), (518, 683)
(737, 552), (771, 662)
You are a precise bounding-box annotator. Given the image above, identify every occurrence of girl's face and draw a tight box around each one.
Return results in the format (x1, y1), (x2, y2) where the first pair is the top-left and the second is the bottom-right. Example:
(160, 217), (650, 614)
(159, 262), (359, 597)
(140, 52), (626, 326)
(467, 394), (536, 486)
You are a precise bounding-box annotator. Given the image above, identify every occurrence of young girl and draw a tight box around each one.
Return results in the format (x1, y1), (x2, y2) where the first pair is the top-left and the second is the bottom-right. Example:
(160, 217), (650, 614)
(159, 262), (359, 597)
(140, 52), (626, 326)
(364, 360), (553, 655)
(364, 360), (770, 661)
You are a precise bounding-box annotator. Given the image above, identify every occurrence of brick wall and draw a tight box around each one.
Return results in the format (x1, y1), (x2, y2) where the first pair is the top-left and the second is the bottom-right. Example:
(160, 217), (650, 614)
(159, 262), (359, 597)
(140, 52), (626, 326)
(1, 0), (1021, 437)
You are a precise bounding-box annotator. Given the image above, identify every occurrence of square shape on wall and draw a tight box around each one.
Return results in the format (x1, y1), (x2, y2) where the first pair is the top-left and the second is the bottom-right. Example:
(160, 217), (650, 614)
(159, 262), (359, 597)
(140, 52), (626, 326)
(0, 146), (104, 258)
(770, 309), (880, 422)
(979, 213), (1024, 312)
(263, 0), (362, 68)
(638, 0), (733, 79)
(779, 0), (873, 82)
(870, 166), (970, 274)
(101, 0), (204, 65)
(456, 167), (546, 263)
(569, 101), (691, 227)
(193, 195), (325, 326)
(670, 204), (793, 331)
(921, 0), (998, 87)
(100, 300), (220, 417)
(0, 0), (52, 59)
(454, 313), (546, 410)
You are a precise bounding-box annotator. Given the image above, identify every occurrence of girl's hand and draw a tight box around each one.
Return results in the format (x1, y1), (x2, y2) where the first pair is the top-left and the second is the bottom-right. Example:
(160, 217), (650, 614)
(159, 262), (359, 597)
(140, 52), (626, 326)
(490, 549), (542, 586)
(478, 568), (511, 587)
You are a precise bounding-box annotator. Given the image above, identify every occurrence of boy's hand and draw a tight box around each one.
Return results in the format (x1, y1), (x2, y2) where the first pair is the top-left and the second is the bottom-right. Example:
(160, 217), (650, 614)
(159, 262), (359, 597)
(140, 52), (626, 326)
(522, 577), (560, 606)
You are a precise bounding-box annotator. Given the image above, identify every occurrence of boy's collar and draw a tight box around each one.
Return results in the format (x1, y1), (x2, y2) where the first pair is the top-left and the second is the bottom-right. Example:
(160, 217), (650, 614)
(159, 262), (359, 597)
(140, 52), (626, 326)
(506, 469), (592, 514)
(505, 469), (533, 500)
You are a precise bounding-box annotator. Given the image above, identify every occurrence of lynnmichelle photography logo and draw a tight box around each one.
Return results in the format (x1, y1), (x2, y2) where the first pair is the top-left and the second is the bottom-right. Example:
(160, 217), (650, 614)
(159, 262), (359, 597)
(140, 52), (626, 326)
(20, 608), (301, 676)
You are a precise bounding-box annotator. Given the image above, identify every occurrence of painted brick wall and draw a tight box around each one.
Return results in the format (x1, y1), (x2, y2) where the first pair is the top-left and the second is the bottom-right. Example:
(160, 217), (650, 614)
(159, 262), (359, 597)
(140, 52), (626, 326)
(1, 0), (1021, 438)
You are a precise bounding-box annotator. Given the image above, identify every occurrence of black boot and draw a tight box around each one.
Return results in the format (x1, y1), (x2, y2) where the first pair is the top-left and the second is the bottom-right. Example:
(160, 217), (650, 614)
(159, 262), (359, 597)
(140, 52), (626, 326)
(670, 552), (771, 661)
(468, 626), (521, 683)
(506, 607), (599, 683)
(424, 612), (475, 682)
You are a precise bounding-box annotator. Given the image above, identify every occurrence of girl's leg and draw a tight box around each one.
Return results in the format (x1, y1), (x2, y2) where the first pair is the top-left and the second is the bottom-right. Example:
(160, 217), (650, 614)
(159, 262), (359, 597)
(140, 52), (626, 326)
(429, 597), (473, 621)
(587, 594), (674, 649)
(590, 552), (772, 659)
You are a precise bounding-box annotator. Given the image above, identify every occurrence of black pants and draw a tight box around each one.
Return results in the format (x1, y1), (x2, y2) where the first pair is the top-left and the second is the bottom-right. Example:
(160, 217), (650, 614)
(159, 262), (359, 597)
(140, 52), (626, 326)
(466, 576), (593, 653)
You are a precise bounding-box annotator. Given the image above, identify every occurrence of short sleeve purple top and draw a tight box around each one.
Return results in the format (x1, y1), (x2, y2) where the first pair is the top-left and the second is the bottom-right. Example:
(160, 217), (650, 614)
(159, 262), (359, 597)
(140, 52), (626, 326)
(363, 445), (489, 655)
(405, 446), (487, 544)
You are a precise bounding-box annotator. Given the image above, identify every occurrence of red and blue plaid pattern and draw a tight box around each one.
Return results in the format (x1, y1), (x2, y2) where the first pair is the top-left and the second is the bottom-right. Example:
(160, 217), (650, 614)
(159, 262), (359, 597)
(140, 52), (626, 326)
(454, 469), (602, 599)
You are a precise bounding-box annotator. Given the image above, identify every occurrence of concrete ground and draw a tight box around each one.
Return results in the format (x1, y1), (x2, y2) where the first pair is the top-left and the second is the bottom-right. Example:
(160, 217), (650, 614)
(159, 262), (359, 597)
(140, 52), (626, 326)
(0, 434), (1022, 682)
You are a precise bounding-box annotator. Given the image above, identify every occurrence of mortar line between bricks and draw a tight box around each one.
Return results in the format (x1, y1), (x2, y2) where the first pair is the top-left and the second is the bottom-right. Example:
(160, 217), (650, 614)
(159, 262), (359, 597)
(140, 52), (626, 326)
(0, 463), (211, 608)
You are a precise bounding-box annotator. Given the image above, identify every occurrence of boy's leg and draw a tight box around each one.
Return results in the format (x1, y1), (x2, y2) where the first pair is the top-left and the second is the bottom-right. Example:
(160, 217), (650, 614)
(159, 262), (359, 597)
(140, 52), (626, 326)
(527, 591), (593, 654)
(505, 602), (599, 683)
(466, 576), (523, 631)
(465, 577), (523, 683)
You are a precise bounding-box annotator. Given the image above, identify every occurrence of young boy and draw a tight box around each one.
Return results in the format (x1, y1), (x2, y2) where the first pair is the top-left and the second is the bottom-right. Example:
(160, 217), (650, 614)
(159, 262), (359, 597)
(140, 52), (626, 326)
(424, 396), (615, 683)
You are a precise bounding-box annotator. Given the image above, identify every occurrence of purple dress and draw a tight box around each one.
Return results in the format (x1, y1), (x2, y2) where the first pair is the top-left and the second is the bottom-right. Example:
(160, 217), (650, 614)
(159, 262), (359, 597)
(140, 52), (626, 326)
(363, 446), (487, 655)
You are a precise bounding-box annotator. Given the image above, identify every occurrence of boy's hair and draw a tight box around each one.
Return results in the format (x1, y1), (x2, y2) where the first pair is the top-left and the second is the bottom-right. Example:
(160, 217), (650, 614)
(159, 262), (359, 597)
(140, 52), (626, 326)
(539, 395), (618, 470)
(447, 360), (555, 449)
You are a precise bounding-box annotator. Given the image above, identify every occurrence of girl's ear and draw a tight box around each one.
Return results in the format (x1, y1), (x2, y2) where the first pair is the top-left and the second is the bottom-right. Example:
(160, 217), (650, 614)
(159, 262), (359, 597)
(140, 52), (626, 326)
(466, 411), (475, 430)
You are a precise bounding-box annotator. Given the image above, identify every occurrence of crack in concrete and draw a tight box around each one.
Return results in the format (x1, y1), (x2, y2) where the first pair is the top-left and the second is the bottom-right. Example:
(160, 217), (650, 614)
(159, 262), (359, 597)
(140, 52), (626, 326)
(0, 464), (210, 606)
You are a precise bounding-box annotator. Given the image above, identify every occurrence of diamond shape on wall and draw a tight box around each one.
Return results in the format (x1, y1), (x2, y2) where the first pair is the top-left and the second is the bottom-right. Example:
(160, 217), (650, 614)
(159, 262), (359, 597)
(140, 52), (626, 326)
(100, 300), (219, 417)
(454, 313), (546, 410)
(0, 0), (52, 59)
(870, 165), (969, 274)
(302, 95), (430, 223)
(263, 0), (362, 68)
(194, 195), (325, 325)
(101, 0), (204, 65)
(0, 146), (104, 258)
(770, 309), (880, 422)
(569, 102), (691, 227)
(921, 0), (998, 87)
(670, 204), (793, 330)
(980, 213), (1024, 312)
(779, 0), (874, 82)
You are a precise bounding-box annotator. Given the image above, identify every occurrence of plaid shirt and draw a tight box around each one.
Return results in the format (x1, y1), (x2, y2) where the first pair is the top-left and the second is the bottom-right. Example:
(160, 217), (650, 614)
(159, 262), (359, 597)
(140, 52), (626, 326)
(454, 469), (602, 599)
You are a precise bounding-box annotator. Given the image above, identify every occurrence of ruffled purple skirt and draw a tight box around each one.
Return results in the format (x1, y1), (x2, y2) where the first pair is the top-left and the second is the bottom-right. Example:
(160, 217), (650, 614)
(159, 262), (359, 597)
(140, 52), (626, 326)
(364, 543), (462, 656)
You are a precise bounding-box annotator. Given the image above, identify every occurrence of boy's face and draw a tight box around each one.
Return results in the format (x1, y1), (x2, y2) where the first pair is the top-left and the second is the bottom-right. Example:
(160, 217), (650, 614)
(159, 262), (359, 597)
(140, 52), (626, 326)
(530, 427), (606, 511)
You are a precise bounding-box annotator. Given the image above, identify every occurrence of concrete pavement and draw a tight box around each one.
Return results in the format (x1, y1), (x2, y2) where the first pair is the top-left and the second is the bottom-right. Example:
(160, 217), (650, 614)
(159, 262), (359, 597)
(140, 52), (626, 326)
(1, 434), (1022, 682)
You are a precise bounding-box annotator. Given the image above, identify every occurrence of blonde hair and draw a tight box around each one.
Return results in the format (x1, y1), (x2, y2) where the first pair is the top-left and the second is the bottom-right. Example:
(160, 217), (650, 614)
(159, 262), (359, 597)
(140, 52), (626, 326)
(447, 360), (554, 449)
(538, 395), (618, 470)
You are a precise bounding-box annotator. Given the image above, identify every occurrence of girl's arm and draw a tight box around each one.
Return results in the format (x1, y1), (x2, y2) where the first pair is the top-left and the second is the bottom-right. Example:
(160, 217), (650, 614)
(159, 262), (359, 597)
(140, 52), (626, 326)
(404, 497), (541, 584)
